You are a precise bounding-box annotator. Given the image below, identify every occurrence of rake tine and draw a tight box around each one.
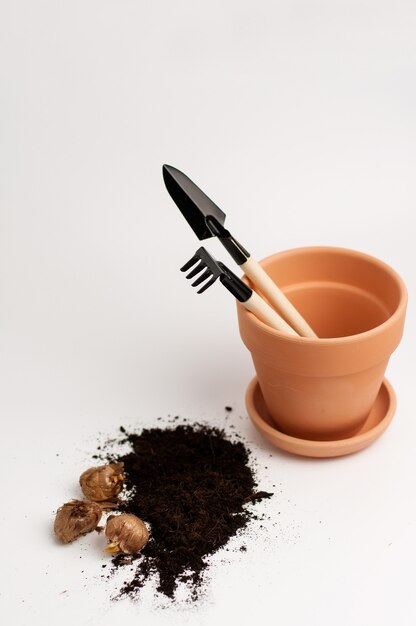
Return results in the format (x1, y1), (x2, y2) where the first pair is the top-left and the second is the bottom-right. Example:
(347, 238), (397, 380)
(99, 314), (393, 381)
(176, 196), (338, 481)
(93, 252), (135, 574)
(197, 274), (218, 294)
(180, 254), (199, 273)
(191, 268), (212, 287)
(185, 261), (207, 280)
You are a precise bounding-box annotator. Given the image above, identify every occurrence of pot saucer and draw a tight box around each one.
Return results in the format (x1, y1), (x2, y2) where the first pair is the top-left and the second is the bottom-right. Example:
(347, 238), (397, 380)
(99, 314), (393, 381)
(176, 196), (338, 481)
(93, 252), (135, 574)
(245, 377), (396, 458)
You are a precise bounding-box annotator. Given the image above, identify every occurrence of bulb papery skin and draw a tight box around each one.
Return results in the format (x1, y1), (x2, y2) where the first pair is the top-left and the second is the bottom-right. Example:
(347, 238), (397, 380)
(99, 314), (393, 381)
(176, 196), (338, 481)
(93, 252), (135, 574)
(79, 463), (125, 502)
(54, 500), (102, 543)
(105, 514), (149, 554)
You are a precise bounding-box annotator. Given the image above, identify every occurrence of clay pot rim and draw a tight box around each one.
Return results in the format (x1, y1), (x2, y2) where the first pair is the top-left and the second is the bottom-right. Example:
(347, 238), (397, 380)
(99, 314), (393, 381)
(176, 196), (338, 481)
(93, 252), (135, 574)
(241, 246), (408, 345)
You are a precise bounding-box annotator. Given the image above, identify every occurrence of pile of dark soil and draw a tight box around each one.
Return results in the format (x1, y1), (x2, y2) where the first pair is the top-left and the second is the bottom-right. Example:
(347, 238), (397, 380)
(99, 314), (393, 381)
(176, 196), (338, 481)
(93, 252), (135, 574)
(106, 422), (272, 601)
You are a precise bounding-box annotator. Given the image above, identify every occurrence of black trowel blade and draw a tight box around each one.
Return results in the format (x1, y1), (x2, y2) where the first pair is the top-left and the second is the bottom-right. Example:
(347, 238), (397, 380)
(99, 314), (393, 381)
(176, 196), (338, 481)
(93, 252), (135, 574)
(163, 164), (226, 240)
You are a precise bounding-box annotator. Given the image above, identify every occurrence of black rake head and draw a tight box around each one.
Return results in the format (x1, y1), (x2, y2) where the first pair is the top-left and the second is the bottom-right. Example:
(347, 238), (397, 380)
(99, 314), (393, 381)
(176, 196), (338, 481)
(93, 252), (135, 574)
(180, 247), (252, 302)
(180, 247), (223, 294)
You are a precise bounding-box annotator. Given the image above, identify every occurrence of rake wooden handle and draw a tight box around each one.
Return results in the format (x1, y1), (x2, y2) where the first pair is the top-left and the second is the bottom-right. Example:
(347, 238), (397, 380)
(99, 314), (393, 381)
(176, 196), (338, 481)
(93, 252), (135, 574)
(243, 290), (299, 336)
(240, 257), (317, 338)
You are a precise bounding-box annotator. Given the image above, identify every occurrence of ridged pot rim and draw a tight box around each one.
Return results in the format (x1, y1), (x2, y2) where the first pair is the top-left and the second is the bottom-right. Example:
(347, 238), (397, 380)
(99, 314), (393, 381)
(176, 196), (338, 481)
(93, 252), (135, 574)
(239, 246), (407, 346)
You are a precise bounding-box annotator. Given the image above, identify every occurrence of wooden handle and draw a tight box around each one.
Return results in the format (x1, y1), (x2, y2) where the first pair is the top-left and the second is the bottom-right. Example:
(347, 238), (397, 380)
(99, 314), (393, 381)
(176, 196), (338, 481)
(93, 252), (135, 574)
(240, 257), (317, 338)
(243, 291), (299, 336)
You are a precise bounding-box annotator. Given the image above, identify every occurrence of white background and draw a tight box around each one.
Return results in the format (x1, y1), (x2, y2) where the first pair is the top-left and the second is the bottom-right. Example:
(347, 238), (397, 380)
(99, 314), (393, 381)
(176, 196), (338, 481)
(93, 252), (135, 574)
(1, 1), (415, 624)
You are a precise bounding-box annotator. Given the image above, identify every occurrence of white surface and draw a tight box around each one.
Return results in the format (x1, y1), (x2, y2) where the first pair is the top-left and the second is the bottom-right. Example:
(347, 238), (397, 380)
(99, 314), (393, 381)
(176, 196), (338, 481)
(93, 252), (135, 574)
(1, 1), (415, 625)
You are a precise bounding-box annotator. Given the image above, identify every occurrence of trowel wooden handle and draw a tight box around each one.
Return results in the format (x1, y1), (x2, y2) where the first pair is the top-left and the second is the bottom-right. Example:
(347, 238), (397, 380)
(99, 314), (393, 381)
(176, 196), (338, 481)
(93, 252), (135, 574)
(240, 257), (317, 338)
(243, 290), (299, 336)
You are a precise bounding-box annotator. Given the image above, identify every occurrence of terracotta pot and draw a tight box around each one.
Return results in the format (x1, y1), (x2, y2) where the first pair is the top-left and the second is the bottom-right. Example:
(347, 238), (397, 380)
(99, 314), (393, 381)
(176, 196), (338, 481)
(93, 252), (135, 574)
(237, 247), (407, 441)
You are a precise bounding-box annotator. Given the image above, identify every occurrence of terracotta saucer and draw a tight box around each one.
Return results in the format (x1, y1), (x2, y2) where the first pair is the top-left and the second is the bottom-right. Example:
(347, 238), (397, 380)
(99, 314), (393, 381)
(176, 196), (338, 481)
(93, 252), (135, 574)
(245, 377), (396, 458)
